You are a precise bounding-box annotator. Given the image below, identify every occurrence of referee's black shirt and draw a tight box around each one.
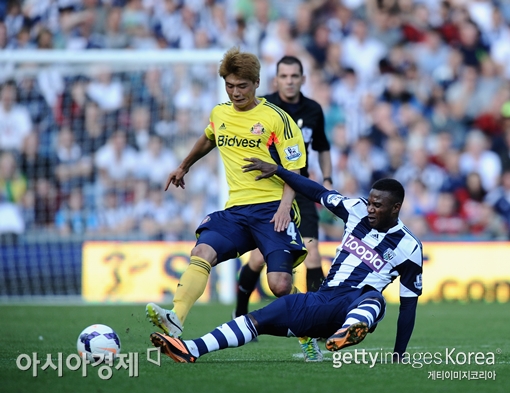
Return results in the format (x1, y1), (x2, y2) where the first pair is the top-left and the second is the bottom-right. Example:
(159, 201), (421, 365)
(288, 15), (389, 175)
(264, 91), (330, 178)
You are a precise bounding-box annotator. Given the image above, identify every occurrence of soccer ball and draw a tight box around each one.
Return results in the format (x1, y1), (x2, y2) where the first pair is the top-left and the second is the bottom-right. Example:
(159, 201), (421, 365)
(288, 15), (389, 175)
(77, 324), (121, 363)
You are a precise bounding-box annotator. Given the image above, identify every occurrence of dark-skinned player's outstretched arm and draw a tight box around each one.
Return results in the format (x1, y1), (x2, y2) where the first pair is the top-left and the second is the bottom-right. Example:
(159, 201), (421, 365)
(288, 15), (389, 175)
(243, 157), (419, 358)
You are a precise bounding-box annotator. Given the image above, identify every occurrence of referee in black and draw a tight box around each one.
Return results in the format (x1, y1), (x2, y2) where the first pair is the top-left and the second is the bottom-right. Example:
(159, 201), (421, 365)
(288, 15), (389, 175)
(235, 55), (333, 318)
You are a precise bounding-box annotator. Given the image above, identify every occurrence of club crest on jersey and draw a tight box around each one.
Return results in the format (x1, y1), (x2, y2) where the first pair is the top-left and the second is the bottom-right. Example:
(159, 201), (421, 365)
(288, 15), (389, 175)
(284, 145), (302, 161)
(200, 216), (211, 225)
(342, 233), (387, 273)
(250, 122), (265, 135)
(383, 248), (396, 261)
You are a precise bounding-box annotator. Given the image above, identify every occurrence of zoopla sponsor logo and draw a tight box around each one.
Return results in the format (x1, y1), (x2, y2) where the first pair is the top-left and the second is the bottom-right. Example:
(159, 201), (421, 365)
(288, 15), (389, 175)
(342, 234), (387, 273)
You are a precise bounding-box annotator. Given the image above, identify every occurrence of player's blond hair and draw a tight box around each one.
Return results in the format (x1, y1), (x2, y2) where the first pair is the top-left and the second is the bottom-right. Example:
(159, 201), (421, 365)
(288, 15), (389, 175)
(218, 47), (260, 83)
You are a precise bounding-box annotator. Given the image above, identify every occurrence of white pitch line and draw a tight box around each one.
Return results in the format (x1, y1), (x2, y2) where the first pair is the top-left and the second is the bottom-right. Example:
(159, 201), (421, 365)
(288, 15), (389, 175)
(293, 350), (332, 360)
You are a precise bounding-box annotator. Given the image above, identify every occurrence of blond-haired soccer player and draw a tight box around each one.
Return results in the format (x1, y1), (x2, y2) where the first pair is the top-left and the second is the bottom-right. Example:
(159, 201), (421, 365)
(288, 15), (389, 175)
(235, 55), (332, 321)
(146, 47), (323, 361)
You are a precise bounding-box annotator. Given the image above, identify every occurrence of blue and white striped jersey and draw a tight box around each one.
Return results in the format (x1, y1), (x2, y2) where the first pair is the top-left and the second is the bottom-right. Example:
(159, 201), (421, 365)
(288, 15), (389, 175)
(320, 193), (423, 298)
(271, 165), (421, 354)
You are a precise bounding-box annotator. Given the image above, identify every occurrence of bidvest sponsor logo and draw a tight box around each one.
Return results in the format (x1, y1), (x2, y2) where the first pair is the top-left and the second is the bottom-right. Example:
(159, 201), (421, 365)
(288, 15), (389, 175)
(342, 234), (386, 272)
(217, 135), (262, 148)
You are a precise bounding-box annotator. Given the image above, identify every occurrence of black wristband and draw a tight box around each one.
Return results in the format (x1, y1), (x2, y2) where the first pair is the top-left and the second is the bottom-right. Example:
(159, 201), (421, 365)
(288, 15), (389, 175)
(323, 177), (332, 183)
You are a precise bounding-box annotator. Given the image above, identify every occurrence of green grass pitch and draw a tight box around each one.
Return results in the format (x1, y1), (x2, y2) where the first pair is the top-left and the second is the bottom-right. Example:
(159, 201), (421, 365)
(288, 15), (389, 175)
(0, 301), (508, 393)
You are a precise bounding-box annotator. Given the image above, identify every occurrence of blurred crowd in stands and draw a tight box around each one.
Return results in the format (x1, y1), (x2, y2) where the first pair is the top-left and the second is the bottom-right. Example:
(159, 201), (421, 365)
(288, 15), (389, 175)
(1, 0), (510, 243)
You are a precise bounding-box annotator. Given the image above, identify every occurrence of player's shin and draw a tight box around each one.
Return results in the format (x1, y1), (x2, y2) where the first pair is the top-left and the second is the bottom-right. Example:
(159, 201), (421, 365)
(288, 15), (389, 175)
(235, 264), (261, 317)
(172, 256), (211, 324)
(342, 298), (382, 329)
(326, 297), (383, 352)
(185, 316), (258, 357)
(306, 267), (324, 292)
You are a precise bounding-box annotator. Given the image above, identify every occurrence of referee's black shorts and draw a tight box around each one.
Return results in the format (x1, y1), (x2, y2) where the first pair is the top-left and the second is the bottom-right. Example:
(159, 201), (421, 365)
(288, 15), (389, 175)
(295, 192), (319, 239)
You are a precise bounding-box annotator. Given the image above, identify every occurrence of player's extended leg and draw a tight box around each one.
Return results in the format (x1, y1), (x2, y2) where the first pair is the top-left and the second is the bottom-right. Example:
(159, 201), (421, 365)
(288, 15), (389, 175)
(150, 293), (308, 363)
(147, 222), (246, 337)
(146, 243), (215, 337)
(172, 243), (216, 323)
(150, 315), (258, 363)
(302, 237), (324, 292)
(234, 248), (265, 317)
(326, 292), (386, 351)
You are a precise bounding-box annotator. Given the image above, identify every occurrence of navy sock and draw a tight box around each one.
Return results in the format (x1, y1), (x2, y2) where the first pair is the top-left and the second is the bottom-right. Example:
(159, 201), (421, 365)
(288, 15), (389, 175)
(235, 264), (260, 317)
(306, 267), (324, 292)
